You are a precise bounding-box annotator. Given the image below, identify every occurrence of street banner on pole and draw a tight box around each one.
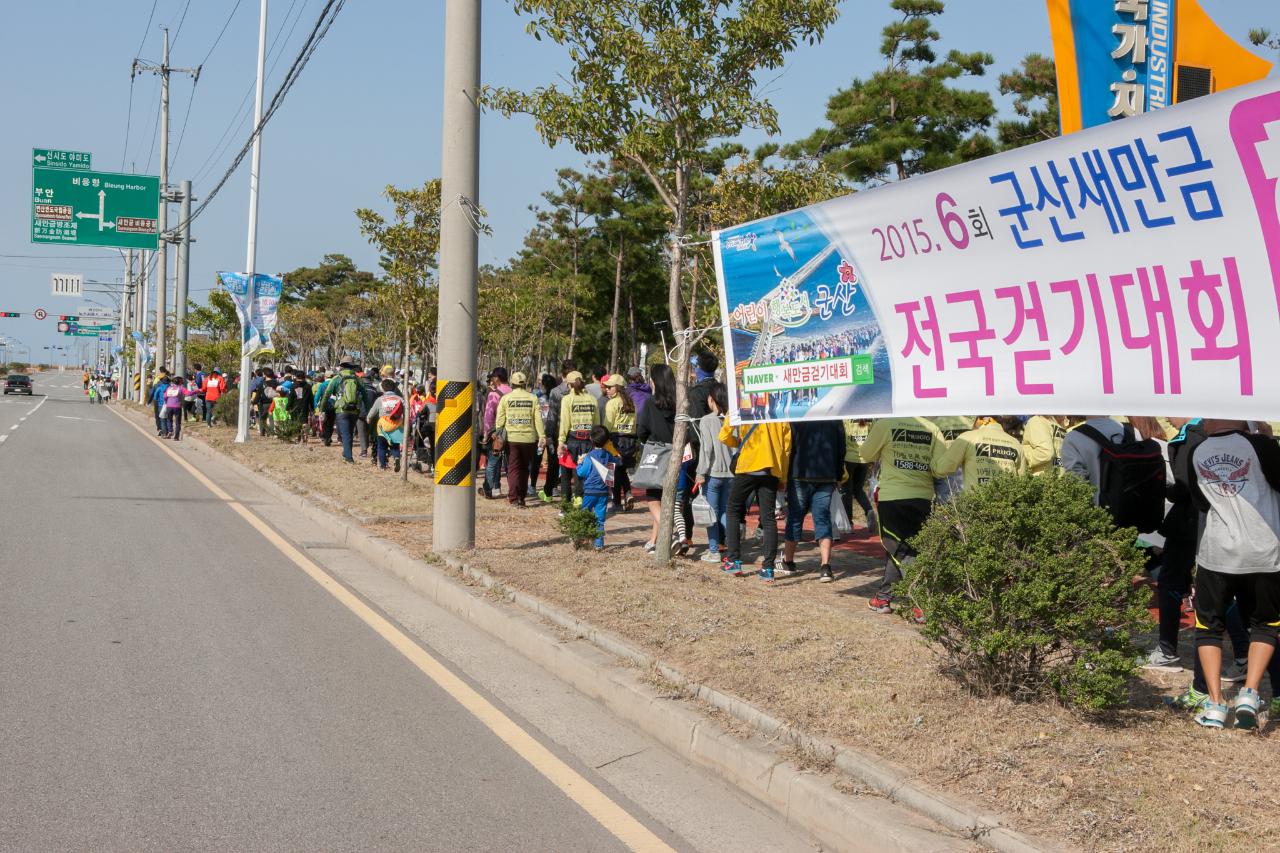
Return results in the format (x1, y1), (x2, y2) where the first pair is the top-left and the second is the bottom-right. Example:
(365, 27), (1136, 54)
(1046, 0), (1273, 134)
(217, 271), (282, 356)
(712, 79), (1280, 424)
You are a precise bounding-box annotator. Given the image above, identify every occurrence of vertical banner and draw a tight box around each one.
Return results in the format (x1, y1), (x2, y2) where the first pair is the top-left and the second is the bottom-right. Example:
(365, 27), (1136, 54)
(712, 79), (1280, 424)
(217, 271), (282, 355)
(1048, 0), (1273, 134)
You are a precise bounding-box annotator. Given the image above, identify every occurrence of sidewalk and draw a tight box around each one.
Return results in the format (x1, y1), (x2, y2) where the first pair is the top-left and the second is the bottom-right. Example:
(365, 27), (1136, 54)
(185, 415), (1277, 852)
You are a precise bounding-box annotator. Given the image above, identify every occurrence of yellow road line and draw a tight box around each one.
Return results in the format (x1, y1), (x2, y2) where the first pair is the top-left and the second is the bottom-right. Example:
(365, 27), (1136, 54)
(108, 406), (675, 853)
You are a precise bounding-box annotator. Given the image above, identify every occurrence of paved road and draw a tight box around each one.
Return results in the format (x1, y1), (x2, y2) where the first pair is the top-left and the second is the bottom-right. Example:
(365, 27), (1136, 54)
(0, 374), (823, 852)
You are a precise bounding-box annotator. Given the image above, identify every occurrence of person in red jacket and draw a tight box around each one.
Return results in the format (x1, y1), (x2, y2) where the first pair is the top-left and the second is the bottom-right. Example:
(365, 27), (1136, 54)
(201, 369), (226, 426)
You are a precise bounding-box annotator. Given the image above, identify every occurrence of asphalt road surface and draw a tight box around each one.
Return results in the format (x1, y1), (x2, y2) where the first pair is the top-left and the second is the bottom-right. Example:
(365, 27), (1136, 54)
(0, 373), (823, 852)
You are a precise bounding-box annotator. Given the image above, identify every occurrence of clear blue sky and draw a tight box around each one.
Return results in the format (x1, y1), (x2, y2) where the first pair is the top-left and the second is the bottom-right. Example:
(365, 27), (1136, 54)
(0, 0), (1273, 359)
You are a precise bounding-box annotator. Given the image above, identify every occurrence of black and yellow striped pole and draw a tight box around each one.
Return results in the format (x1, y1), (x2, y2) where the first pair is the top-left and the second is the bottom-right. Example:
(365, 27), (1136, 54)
(434, 381), (474, 487)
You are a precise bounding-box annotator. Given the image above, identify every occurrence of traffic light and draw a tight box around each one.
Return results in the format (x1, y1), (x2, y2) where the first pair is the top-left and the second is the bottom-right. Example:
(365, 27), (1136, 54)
(0, 312), (19, 318)
(59, 315), (79, 322)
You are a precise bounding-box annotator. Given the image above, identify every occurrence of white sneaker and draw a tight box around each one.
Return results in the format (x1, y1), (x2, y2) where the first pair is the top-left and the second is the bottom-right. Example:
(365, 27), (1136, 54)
(1141, 649), (1181, 669)
(699, 550), (722, 563)
(643, 541), (656, 554)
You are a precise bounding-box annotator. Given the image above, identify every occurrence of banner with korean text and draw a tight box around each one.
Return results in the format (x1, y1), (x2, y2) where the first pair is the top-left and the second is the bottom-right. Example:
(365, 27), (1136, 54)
(217, 271), (283, 356)
(711, 79), (1280, 425)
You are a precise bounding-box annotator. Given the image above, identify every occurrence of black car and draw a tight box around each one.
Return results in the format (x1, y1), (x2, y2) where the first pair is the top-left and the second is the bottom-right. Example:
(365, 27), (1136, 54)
(3, 374), (32, 395)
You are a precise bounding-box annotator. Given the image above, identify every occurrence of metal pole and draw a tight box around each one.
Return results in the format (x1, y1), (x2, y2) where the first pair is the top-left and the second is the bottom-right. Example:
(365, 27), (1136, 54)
(175, 179), (192, 377)
(121, 250), (133, 400)
(236, 0), (269, 443)
(138, 250), (149, 404)
(432, 0), (481, 553)
(157, 27), (170, 371)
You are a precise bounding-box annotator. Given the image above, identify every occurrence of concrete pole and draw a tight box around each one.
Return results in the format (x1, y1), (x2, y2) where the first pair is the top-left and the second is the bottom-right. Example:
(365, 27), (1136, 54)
(157, 27), (170, 372)
(119, 252), (131, 399)
(236, 0), (269, 444)
(432, 0), (481, 553)
(137, 250), (149, 404)
(175, 179), (192, 377)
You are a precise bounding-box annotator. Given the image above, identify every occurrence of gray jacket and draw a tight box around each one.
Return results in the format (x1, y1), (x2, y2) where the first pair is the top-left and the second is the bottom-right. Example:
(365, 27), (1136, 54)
(1060, 417), (1125, 501)
(696, 413), (734, 479)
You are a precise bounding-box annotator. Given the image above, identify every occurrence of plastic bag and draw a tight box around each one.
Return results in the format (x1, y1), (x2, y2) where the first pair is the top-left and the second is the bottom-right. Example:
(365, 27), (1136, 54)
(691, 493), (716, 526)
(829, 486), (853, 538)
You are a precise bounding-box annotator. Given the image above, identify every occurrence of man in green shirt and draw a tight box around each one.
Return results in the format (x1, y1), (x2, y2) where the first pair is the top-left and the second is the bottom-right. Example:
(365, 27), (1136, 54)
(859, 417), (946, 615)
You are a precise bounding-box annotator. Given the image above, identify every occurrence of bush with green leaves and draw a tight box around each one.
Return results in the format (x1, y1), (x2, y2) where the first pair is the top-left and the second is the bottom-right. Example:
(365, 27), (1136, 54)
(213, 388), (240, 429)
(557, 506), (601, 550)
(273, 417), (304, 444)
(898, 472), (1150, 710)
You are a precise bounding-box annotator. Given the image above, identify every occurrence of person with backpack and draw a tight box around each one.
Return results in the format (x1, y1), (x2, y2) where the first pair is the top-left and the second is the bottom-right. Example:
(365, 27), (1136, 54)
(539, 361), (576, 503)
(1061, 415), (1167, 534)
(495, 372), (544, 507)
(313, 368), (339, 446)
(367, 379), (407, 472)
(332, 360), (364, 464)
(575, 426), (622, 551)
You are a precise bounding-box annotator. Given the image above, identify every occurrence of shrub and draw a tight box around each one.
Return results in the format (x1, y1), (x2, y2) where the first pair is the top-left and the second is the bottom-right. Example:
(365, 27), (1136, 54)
(213, 389), (240, 428)
(557, 506), (601, 549)
(273, 417), (304, 444)
(898, 472), (1150, 710)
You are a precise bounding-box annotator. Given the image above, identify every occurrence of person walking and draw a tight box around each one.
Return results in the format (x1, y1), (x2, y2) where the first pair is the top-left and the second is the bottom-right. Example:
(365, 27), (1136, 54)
(1022, 414), (1071, 476)
(539, 361), (576, 502)
(636, 364), (680, 553)
(495, 371), (545, 507)
(860, 416), (946, 616)
(366, 379), (407, 471)
(624, 366), (651, 417)
(201, 369), (226, 426)
(557, 369), (600, 513)
(719, 417), (792, 579)
(695, 383), (734, 564)
(575, 426), (621, 551)
(162, 376), (190, 440)
(841, 419), (875, 532)
(934, 416), (1027, 491)
(602, 373), (637, 513)
(781, 419), (845, 582)
(481, 368), (511, 499)
(332, 360), (364, 464)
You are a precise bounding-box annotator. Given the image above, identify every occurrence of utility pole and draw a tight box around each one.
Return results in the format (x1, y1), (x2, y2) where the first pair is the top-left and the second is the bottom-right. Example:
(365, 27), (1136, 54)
(134, 28), (199, 372)
(121, 250), (133, 401)
(137, 250), (149, 404)
(237, 0), (269, 444)
(432, 0), (482, 553)
(172, 179), (195, 377)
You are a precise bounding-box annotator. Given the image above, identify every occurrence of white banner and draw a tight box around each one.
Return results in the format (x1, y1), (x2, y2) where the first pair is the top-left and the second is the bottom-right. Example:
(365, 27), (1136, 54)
(713, 79), (1280, 424)
(217, 271), (282, 356)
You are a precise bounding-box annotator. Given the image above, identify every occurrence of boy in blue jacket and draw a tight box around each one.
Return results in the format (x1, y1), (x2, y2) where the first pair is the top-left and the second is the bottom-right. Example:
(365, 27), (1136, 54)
(576, 425), (620, 551)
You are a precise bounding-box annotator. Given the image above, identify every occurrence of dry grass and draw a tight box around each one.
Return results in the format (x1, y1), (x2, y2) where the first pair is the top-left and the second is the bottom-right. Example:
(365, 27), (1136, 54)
(189, 420), (1280, 852)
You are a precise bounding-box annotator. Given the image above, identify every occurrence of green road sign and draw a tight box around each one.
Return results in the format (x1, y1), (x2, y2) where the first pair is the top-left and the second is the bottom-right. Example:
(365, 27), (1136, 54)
(69, 324), (114, 332)
(31, 167), (159, 250)
(32, 148), (91, 171)
(65, 329), (104, 337)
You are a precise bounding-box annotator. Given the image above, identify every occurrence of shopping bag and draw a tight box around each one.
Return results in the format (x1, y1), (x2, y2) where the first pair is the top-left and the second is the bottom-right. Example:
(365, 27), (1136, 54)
(691, 493), (716, 526)
(829, 486), (853, 538)
(558, 445), (576, 469)
(630, 441), (671, 490)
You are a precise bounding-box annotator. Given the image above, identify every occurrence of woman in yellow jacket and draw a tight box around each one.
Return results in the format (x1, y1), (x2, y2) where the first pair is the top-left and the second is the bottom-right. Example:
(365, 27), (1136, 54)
(1022, 415), (1071, 476)
(718, 418), (792, 577)
(934, 416), (1027, 490)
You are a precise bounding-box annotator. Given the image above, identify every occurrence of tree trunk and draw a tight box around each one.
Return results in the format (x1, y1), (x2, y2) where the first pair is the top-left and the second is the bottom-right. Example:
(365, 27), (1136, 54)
(655, 168), (691, 563)
(608, 241), (623, 374)
(628, 287), (637, 368)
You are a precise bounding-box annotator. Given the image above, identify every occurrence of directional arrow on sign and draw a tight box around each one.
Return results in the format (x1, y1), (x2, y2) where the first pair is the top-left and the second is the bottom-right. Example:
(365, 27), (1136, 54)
(34, 154), (46, 163)
(73, 190), (114, 231)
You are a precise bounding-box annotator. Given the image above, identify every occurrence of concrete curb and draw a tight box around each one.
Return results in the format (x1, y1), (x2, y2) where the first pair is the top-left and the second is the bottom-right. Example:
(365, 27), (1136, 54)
(157, 419), (1057, 853)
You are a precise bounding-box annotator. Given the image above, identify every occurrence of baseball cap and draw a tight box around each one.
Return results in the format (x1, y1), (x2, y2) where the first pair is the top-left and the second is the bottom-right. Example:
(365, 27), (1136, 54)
(625, 366), (644, 381)
(510, 371), (527, 387)
(603, 374), (625, 388)
(565, 370), (584, 384)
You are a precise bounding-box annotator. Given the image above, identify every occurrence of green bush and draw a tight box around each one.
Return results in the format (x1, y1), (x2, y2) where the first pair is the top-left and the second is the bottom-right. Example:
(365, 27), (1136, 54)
(273, 417), (304, 444)
(213, 389), (240, 428)
(898, 472), (1150, 710)
(557, 506), (601, 549)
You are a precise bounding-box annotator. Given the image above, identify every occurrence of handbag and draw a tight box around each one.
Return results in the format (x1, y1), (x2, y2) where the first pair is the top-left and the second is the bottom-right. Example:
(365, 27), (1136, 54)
(630, 440), (671, 490)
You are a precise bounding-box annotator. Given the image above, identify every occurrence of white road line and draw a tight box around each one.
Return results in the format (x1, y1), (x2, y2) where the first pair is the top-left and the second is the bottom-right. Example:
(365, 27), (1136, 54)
(0, 435), (7, 443)
(24, 397), (48, 418)
(56, 416), (82, 421)
(8, 425), (16, 431)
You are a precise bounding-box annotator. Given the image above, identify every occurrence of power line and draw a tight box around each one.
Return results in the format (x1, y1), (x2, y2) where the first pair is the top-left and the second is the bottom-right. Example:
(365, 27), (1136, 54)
(171, 80), (199, 171)
(201, 0), (247, 67)
(169, 0), (195, 49)
(122, 76), (137, 171)
(133, 0), (160, 59)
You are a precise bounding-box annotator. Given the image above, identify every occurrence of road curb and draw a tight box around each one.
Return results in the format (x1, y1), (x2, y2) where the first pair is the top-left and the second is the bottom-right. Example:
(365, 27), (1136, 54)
(155, 419), (1058, 853)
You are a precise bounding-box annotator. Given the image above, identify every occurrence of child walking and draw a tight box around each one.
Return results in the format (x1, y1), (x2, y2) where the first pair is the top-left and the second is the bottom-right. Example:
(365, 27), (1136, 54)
(575, 426), (620, 551)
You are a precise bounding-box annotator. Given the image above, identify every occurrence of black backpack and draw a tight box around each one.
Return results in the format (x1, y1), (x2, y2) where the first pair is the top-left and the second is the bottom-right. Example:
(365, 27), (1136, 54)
(1076, 423), (1166, 533)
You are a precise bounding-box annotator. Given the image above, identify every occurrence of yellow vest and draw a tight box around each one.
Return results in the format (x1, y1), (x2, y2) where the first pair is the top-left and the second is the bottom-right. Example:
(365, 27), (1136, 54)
(1022, 415), (1067, 476)
(860, 417), (946, 502)
(604, 395), (637, 435)
(842, 420), (870, 464)
(559, 391), (600, 441)
(496, 388), (544, 443)
(937, 423), (1026, 489)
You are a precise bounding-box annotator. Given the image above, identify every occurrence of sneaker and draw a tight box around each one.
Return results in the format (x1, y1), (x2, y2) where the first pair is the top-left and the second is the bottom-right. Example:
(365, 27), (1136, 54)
(537, 489), (551, 503)
(818, 565), (834, 583)
(1221, 658), (1248, 683)
(700, 550), (722, 564)
(758, 566), (775, 581)
(910, 607), (926, 624)
(1234, 686), (1262, 730)
(643, 541), (656, 554)
(1167, 687), (1209, 712)
(775, 560), (798, 578)
(573, 496), (583, 508)
(722, 559), (748, 577)
(1194, 701), (1229, 729)
(593, 543), (604, 552)
(1141, 649), (1181, 669)
(868, 596), (892, 614)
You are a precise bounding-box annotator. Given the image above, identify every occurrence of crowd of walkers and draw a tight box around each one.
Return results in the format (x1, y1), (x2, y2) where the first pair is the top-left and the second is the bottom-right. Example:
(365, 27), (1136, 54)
(137, 351), (1280, 730)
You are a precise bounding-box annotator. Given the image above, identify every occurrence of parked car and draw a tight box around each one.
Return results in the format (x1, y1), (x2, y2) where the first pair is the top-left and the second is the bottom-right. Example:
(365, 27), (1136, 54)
(4, 374), (33, 395)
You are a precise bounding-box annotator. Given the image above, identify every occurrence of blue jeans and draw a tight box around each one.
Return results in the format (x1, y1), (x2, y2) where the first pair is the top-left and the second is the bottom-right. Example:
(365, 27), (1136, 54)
(376, 435), (401, 469)
(485, 443), (504, 493)
(785, 480), (835, 543)
(581, 494), (609, 548)
(703, 476), (731, 553)
(336, 412), (358, 462)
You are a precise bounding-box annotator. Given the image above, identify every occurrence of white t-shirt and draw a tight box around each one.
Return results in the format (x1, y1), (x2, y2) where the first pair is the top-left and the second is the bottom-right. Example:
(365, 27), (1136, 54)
(1193, 433), (1280, 575)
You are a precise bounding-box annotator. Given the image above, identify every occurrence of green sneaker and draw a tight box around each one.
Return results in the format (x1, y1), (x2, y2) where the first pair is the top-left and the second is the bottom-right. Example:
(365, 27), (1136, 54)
(537, 489), (550, 503)
(1167, 687), (1209, 713)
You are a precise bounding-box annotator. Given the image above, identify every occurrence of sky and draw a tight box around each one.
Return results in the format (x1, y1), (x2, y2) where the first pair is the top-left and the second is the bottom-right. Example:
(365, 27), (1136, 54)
(0, 0), (1274, 361)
